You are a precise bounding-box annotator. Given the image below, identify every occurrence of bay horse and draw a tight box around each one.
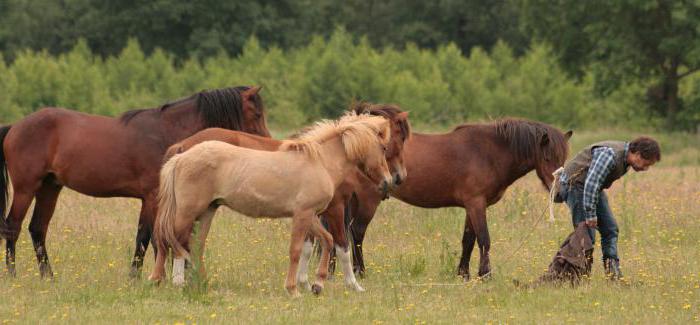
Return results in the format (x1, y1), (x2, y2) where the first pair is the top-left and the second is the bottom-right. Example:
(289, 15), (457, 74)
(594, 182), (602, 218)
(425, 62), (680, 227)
(158, 103), (410, 292)
(0, 86), (270, 278)
(347, 118), (572, 279)
(150, 113), (393, 297)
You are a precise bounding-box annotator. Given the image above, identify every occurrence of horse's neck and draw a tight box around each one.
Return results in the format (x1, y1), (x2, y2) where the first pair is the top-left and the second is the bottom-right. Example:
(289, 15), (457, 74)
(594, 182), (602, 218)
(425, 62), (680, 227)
(158, 102), (205, 139)
(504, 150), (537, 185)
(316, 136), (357, 189)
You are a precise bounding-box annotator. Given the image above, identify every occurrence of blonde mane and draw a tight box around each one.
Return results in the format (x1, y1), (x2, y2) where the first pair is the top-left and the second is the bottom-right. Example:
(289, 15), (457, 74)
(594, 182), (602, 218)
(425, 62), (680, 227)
(280, 112), (390, 161)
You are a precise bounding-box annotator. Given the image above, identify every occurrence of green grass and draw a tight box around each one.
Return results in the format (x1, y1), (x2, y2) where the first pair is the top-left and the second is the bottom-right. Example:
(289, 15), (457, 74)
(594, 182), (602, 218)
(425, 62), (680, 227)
(0, 142), (698, 323)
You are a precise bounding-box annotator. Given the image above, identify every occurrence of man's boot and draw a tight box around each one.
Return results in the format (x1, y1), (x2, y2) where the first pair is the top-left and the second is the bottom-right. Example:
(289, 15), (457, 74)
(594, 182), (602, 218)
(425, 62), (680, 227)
(603, 258), (623, 280)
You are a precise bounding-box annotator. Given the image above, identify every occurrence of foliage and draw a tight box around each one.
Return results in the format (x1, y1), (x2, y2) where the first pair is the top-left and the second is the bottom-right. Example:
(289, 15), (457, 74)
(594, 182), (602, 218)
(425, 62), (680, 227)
(0, 31), (657, 131)
(0, 0), (526, 60)
(522, 0), (700, 129)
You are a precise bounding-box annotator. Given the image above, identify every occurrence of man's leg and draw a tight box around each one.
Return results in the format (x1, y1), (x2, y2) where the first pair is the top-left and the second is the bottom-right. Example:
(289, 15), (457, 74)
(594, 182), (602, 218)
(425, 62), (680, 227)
(596, 192), (622, 279)
(565, 186), (596, 241)
(565, 185), (595, 275)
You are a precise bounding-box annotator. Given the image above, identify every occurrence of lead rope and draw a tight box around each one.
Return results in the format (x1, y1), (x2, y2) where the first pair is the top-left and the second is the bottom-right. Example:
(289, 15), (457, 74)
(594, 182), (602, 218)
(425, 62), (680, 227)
(548, 167), (564, 222)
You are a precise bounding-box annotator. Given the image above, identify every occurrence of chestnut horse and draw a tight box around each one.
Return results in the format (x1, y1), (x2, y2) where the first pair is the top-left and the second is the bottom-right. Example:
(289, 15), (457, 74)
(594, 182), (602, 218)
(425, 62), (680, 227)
(347, 119), (572, 279)
(151, 113), (393, 297)
(0, 86), (270, 278)
(159, 103), (410, 292)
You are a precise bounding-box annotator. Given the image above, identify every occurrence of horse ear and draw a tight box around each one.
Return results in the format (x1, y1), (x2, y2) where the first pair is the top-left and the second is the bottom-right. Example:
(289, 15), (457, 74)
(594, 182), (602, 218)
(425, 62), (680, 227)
(397, 111), (409, 119)
(541, 133), (550, 146)
(242, 86), (262, 99)
(565, 130), (573, 141)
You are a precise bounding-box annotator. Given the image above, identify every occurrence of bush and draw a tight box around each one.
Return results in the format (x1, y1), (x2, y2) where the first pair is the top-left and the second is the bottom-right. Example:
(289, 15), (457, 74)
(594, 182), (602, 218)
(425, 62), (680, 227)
(0, 31), (660, 131)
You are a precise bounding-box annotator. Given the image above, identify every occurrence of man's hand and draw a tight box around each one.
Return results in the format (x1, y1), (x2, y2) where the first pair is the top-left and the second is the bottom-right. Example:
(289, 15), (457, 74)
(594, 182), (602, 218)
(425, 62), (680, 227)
(586, 219), (598, 228)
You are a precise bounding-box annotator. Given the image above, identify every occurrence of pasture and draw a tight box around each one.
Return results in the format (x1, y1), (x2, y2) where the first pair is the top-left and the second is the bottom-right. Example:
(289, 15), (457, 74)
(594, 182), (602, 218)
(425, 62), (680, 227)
(1, 131), (698, 324)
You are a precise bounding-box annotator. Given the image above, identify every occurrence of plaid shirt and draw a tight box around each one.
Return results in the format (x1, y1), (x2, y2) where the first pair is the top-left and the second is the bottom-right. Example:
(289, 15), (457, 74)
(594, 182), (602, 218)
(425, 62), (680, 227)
(560, 143), (629, 221)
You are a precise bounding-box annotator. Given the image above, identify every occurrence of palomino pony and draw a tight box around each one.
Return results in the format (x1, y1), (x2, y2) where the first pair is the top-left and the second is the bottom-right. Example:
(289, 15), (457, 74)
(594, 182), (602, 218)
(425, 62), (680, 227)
(347, 118), (572, 279)
(0, 86), (269, 278)
(151, 113), (393, 297)
(159, 103), (410, 292)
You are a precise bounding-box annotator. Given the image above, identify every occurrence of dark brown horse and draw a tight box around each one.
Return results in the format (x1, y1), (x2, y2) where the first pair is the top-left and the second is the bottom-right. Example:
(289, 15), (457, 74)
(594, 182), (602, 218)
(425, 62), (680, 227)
(347, 119), (572, 279)
(0, 86), (270, 278)
(160, 103), (410, 291)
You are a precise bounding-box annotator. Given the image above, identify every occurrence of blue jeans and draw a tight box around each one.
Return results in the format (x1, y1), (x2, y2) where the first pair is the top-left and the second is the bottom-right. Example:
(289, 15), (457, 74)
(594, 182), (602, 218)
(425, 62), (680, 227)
(562, 185), (619, 261)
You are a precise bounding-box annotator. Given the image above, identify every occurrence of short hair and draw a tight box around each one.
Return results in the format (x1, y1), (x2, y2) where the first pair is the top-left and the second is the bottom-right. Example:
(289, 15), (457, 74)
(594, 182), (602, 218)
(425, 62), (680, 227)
(629, 136), (661, 161)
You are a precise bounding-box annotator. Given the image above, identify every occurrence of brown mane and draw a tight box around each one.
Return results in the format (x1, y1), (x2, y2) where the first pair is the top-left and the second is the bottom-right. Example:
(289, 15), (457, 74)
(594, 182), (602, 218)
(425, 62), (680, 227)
(455, 118), (568, 165)
(351, 102), (411, 141)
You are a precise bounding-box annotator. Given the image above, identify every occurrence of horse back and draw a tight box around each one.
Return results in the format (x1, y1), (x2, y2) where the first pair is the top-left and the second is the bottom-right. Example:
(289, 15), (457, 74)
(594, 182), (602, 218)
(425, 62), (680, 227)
(5, 107), (159, 197)
(391, 127), (513, 207)
(164, 128), (282, 163)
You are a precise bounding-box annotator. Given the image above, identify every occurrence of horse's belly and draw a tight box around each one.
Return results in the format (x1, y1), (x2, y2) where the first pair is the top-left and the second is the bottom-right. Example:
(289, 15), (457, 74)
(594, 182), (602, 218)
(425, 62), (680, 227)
(222, 192), (294, 218)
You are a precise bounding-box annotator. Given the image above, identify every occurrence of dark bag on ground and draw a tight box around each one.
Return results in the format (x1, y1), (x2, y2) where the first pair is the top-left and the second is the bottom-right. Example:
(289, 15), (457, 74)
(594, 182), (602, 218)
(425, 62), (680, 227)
(515, 222), (593, 288)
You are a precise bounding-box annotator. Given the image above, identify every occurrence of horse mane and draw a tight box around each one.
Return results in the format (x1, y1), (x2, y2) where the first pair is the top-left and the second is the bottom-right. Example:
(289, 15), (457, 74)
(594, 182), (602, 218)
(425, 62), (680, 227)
(280, 112), (389, 161)
(489, 118), (568, 164)
(351, 101), (411, 141)
(119, 86), (260, 130)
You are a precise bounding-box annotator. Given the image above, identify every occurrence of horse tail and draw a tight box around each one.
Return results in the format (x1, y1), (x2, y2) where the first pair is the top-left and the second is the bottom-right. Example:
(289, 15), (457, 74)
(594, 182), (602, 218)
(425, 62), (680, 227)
(154, 154), (188, 259)
(0, 125), (12, 236)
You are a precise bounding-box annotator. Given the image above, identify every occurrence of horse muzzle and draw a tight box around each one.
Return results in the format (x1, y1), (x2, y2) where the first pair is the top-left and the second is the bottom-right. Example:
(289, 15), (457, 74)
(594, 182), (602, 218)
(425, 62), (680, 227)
(378, 179), (390, 200)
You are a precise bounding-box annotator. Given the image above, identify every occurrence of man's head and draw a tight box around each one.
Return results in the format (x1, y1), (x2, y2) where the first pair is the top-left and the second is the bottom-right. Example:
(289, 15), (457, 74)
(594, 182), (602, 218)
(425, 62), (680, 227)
(627, 136), (661, 172)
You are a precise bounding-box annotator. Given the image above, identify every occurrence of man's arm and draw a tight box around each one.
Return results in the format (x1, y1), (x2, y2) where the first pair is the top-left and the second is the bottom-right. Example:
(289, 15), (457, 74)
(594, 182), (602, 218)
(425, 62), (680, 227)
(583, 147), (616, 226)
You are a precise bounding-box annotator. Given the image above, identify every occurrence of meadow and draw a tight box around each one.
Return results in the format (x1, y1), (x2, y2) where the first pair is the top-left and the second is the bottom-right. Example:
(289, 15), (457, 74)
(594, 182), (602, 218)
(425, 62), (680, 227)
(0, 130), (698, 324)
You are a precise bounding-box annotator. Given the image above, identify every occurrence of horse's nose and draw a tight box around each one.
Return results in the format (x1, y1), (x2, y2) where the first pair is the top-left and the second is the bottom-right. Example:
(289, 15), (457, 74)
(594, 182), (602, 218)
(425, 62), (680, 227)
(378, 180), (390, 199)
(393, 172), (403, 186)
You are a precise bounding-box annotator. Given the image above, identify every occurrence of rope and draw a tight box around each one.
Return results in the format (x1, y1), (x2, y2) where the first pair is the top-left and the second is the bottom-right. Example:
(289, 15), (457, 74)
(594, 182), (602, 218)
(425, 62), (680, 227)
(548, 167), (564, 222)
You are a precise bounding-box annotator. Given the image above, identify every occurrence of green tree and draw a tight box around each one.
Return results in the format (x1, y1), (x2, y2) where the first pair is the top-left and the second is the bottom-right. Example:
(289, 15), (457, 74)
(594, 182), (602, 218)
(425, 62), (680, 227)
(523, 0), (700, 130)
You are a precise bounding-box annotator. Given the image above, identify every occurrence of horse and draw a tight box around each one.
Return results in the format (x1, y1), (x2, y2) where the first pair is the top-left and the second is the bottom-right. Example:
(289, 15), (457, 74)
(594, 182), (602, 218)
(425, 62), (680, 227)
(347, 118), (572, 280)
(150, 113), (394, 297)
(0, 86), (270, 278)
(158, 103), (410, 292)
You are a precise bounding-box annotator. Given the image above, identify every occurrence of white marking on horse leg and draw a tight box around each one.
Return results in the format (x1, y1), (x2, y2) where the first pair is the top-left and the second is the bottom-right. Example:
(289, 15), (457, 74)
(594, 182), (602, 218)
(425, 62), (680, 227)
(336, 245), (365, 292)
(296, 240), (313, 291)
(173, 258), (186, 286)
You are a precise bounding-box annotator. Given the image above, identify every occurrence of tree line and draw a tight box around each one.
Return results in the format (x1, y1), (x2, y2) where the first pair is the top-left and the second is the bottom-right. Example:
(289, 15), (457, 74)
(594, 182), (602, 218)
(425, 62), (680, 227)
(0, 0), (698, 130)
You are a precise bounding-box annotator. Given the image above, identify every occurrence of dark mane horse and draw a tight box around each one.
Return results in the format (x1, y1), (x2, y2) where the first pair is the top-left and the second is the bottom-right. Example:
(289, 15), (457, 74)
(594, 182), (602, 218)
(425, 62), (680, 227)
(0, 86), (270, 278)
(346, 118), (572, 279)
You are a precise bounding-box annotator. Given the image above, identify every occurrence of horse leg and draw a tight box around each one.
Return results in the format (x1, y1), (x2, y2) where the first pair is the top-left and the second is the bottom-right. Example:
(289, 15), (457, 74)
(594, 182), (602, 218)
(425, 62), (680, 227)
(324, 201), (364, 291)
(192, 207), (216, 280)
(349, 192), (381, 277)
(457, 211), (477, 280)
(309, 216), (333, 295)
(4, 190), (36, 277)
(320, 216), (337, 277)
(27, 181), (62, 278)
(295, 235), (314, 292)
(285, 210), (312, 298)
(466, 201), (491, 278)
(129, 196), (156, 278)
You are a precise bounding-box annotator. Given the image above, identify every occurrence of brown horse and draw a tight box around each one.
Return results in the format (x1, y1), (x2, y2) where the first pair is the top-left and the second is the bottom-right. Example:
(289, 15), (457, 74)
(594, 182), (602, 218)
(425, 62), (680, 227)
(0, 86), (270, 278)
(159, 103), (410, 291)
(347, 119), (572, 279)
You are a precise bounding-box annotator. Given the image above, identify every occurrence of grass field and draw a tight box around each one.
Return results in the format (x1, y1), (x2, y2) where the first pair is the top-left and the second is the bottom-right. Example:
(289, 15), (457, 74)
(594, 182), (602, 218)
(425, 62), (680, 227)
(0, 132), (698, 324)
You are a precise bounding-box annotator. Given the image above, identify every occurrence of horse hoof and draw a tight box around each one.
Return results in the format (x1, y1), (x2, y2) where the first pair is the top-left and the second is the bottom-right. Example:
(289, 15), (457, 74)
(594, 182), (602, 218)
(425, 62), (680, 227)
(147, 273), (163, 284)
(128, 267), (141, 279)
(478, 271), (492, 281)
(173, 275), (186, 286)
(350, 282), (365, 292)
(287, 288), (301, 298)
(298, 280), (312, 291)
(311, 284), (323, 295)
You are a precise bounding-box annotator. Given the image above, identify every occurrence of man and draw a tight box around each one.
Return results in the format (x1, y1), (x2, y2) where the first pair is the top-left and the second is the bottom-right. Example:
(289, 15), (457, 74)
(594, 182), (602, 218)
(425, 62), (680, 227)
(557, 137), (661, 280)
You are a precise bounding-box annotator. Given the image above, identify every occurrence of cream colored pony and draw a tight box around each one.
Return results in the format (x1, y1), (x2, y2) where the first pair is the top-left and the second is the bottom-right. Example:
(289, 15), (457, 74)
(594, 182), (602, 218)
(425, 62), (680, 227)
(149, 113), (393, 297)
